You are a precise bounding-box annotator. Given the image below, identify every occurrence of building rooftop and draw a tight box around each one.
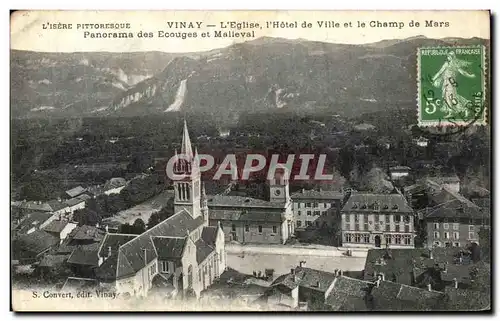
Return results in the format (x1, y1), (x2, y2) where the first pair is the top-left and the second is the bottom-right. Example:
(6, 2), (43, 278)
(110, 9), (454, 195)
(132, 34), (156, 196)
(16, 212), (54, 234)
(290, 189), (344, 201)
(67, 243), (100, 266)
(152, 236), (187, 260)
(371, 280), (445, 311)
(43, 220), (69, 234)
(103, 177), (127, 191)
(342, 193), (413, 213)
(116, 210), (204, 279)
(65, 186), (87, 198)
(207, 194), (285, 209)
(424, 199), (488, 220)
(443, 287), (490, 311)
(13, 229), (59, 258)
(271, 266), (337, 293)
(325, 276), (373, 311)
(97, 233), (137, 258)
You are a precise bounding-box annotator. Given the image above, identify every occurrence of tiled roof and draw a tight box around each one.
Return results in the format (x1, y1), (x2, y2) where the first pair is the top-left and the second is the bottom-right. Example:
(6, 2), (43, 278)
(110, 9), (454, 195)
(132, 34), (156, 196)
(271, 266), (337, 293)
(39, 254), (68, 267)
(425, 199), (487, 220)
(371, 280), (445, 310)
(13, 230), (59, 257)
(65, 186), (87, 198)
(95, 253), (118, 282)
(195, 239), (215, 264)
(152, 237), (187, 260)
(14, 201), (53, 212)
(46, 200), (69, 212)
(443, 287), (490, 311)
(116, 210), (204, 279)
(325, 276), (373, 311)
(290, 189), (344, 200)
(240, 211), (283, 223)
(70, 225), (105, 242)
(342, 193), (413, 213)
(98, 233), (137, 258)
(209, 209), (241, 221)
(65, 194), (90, 207)
(16, 212), (54, 234)
(207, 195), (285, 209)
(43, 220), (69, 234)
(67, 243), (100, 266)
(201, 226), (218, 245)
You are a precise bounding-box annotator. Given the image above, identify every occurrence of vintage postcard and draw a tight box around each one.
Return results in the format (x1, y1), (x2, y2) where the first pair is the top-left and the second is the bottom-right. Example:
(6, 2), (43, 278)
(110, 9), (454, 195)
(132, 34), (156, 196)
(10, 10), (491, 312)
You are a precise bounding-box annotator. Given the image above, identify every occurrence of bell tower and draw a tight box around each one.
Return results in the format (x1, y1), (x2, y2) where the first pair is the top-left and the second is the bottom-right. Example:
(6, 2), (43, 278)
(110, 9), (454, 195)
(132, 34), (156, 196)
(171, 120), (201, 218)
(269, 169), (290, 204)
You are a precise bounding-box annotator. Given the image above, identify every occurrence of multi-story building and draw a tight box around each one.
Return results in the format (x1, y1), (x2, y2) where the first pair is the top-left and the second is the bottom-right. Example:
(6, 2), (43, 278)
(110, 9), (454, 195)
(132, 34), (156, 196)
(424, 198), (489, 248)
(207, 174), (294, 244)
(94, 121), (226, 298)
(341, 193), (415, 248)
(290, 189), (345, 230)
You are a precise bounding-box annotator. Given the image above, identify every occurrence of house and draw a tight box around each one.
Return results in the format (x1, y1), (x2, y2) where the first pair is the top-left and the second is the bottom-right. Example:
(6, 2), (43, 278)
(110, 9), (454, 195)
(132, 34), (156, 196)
(11, 200), (54, 214)
(263, 264), (337, 310)
(64, 194), (91, 216)
(66, 242), (101, 278)
(413, 136), (429, 147)
(46, 200), (72, 216)
(12, 230), (60, 263)
(427, 175), (460, 194)
(324, 275), (373, 311)
(15, 212), (56, 235)
(363, 248), (490, 293)
(94, 233), (138, 285)
(208, 173), (294, 245)
(65, 186), (87, 199)
(423, 198), (489, 248)
(341, 193), (415, 248)
(42, 220), (78, 243)
(370, 279), (445, 311)
(388, 166), (411, 181)
(290, 188), (345, 231)
(96, 121), (226, 299)
(103, 177), (127, 195)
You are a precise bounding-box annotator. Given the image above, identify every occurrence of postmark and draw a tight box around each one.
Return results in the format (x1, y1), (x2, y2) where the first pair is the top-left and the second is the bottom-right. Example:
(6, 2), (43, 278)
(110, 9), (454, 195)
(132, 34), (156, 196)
(417, 45), (487, 128)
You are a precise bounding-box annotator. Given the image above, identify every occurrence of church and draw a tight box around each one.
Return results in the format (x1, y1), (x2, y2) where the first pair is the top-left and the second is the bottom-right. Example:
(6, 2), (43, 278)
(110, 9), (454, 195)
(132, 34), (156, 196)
(95, 121), (226, 298)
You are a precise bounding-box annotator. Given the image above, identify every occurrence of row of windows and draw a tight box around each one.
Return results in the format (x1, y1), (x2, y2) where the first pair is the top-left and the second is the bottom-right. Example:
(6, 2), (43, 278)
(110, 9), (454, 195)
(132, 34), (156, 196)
(297, 210), (329, 216)
(296, 202), (334, 209)
(345, 214), (411, 223)
(297, 220), (328, 228)
(230, 224), (278, 234)
(344, 223), (411, 233)
(343, 233), (412, 245)
(433, 223), (474, 231)
(433, 241), (461, 247)
(433, 231), (474, 240)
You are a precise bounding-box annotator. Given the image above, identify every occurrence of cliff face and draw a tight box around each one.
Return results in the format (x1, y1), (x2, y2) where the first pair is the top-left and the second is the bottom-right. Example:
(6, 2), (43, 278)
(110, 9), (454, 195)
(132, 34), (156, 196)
(11, 37), (488, 119)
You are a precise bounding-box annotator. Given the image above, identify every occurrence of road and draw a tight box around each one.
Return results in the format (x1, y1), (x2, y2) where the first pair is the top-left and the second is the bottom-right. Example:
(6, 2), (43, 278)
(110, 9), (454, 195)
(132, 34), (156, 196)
(226, 244), (367, 277)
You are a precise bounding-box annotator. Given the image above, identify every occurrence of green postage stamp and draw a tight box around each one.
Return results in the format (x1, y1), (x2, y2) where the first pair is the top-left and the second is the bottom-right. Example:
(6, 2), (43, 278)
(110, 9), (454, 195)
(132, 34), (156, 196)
(417, 45), (487, 126)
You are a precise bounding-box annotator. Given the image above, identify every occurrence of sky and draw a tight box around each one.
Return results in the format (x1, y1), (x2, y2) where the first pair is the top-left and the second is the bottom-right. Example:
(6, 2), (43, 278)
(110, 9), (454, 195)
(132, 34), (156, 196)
(10, 10), (490, 53)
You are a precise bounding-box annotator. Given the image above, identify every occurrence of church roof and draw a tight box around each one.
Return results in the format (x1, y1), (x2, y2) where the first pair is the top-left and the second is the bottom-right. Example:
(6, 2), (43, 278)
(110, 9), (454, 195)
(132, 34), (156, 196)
(116, 209), (204, 279)
(207, 195), (285, 209)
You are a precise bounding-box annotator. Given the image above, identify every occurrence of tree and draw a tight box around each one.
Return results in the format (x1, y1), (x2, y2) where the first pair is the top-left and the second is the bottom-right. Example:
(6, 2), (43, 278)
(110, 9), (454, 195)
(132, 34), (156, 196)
(147, 213), (161, 229)
(133, 218), (146, 234)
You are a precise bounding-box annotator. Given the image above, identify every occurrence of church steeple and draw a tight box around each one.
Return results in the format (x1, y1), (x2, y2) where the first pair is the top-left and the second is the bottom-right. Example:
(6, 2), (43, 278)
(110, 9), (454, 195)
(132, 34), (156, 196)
(181, 119), (193, 159)
(173, 120), (201, 219)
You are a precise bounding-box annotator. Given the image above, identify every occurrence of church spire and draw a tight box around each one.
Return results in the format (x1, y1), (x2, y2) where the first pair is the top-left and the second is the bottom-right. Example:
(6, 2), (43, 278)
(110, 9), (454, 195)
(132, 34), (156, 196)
(181, 119), (193, 159)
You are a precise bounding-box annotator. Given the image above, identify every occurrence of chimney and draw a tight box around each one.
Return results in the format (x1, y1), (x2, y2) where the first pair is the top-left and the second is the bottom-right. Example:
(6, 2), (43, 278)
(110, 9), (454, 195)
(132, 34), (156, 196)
(379, 272), (385, 281)
(299, 260), (306, 268)
(427, 283), (432, 291)
(301, 188), (305, 193)
(429, 249), (433, 259)
(107, 246), (112, 258)
(315, 281), (321, 288)
(105, 225), (109, 233)
(453, 278), (458, 289)
(339, 270), (343, 276)
(334, 268), (339, 276)
(291, 268), (295, 275)
(376, 279), (381, 287)
(443, 263), (448, 273)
